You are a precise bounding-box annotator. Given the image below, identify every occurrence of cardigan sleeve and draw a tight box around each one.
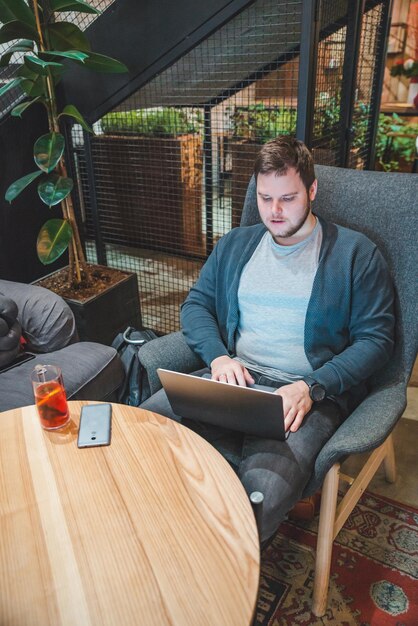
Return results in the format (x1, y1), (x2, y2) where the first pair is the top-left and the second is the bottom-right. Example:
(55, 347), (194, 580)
(180, 243), (230, 366)
(309, 246), (395, 396)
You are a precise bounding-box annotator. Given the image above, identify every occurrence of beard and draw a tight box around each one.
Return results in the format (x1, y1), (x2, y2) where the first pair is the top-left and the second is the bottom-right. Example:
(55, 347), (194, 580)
(269, 200), (312, 241)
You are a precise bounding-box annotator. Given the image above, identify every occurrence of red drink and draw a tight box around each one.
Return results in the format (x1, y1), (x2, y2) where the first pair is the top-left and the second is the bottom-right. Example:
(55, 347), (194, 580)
(31, 365), (70, 430)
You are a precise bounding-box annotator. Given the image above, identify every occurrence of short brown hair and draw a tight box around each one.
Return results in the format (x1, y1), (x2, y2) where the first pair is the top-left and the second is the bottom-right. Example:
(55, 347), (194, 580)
(254, 136), (315, 192)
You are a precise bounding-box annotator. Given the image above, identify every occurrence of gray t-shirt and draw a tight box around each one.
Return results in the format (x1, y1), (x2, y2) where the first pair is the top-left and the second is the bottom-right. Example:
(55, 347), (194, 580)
(235, 219), (322, 383)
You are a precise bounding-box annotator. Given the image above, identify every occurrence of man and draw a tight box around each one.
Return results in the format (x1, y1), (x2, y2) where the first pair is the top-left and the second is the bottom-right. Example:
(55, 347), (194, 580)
(142, 136), (394, 543)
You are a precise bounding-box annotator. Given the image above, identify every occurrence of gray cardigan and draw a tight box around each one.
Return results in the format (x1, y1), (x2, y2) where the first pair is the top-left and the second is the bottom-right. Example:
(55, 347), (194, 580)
(181, 216), (395, 414)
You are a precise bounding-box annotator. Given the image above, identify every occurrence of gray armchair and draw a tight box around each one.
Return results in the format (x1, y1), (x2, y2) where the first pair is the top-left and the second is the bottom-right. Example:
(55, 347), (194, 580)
(0, 279), (125, 412)
(137, 165), (418, 615)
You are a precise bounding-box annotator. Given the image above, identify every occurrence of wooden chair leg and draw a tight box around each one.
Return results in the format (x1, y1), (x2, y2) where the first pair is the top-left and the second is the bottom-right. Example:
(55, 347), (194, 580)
(312, 463), (340, 617)
(383, 433), (396, 483)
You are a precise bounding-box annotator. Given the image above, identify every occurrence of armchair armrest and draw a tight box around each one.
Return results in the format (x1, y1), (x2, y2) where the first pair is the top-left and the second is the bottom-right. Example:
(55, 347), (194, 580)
(0, 295), (21, 367)
(138, 331), (205, 396)
(303, 381), (408, 496)
(0, 279), (77, 353)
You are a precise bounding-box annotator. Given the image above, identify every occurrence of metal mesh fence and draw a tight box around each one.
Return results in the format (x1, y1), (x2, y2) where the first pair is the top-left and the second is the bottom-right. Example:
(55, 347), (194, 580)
(0, 0), (389, 335)
(352, 1), (386, 168)
(312, 0), (349, 166)
(60, 0), (114, 29)
(0, 40), (25, 115)
(72, 0), (304, 334)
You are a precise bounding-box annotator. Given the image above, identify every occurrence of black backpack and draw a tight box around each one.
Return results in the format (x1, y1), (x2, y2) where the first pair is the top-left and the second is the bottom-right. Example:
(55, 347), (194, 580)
(111, 326), (158, 406)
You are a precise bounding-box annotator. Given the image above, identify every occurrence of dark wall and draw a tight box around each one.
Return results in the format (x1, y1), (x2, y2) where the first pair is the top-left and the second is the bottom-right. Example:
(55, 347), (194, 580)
(0, 105), (67, 282)
(60, 0), (255, 122)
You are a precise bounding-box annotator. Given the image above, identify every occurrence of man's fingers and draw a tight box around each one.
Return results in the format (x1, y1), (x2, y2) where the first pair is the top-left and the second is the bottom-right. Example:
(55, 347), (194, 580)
(234, 367), (249, 387)
(244, 368), (255, 385)
(290, 411), (305, 432)
(226, 371), (239, 385)
(211, 358), (255, 387)
(283, 406), (297, 431)
(214, 369), (238, 385)
(213, 364), (249, 386)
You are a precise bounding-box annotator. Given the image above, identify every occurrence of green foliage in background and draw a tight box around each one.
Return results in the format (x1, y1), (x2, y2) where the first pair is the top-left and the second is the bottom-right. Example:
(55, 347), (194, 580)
(374, 112), (418, 171)
(102, 101), (417, 174)
(0, 0), (127, 283)
(228, 99), (417, 172)
(314, 95), (341, 142)
(101, 108), (202, 136)
(229, 104), (297, 143)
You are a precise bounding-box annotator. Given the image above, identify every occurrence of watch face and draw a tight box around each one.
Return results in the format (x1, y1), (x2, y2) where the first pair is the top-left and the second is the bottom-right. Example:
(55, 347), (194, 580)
(311, 383), (326, 402)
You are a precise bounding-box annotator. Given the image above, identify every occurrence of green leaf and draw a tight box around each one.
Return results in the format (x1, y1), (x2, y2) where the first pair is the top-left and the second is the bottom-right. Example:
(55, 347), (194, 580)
(0, 76), (24, 97)
(38, 174), (73, 206)
(20, 76), (46, 98)
(24, 54), (63, 76)
(17, 64), (37, 79)
(0, 39), (33, 67)
(11, 96), (42, 117)
(37, 218), (72, 265)
(18, 59), (62, 87)
(5, 170), (43, 202)
(47, 22), (90, 52)
(10, 38), (34, 51)
(83, 51), (128, 73)
(0, 0), (36, 29)
(34, 133), (65, 173)
(0, 50), (12, 66)
(58, 104), (92, 132)
(0, 20), (37, 45)
(49, 0), (100, 15)
(39, 49), (89, 63)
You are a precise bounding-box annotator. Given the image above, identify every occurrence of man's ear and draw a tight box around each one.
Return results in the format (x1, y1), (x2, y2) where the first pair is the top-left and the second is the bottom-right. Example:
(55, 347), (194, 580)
(309, 179), (318, 202)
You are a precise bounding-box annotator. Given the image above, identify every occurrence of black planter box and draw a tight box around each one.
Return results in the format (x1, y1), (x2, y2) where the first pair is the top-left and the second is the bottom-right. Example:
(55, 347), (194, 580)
(65, 272), (142, 345)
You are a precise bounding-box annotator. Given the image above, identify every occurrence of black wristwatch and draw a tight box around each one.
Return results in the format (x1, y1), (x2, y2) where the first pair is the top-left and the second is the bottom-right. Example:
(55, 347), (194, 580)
(303, 376), (326, 402)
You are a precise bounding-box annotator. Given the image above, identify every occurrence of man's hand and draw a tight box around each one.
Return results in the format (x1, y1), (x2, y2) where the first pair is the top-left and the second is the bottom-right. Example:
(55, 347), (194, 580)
(211, 355), (255, 387)
(275, 380), (312, 432)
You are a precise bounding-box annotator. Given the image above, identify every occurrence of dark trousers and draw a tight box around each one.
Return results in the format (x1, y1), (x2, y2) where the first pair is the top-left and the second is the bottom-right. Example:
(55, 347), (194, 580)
(140, 368), (343, 542)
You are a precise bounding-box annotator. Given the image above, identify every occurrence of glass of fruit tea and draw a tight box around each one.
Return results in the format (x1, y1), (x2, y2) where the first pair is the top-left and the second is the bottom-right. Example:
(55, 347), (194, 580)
(31, 364), (70, 430)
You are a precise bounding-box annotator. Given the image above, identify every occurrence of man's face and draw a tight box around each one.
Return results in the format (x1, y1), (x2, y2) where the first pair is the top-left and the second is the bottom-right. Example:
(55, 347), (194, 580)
(256, 168), (318, 245)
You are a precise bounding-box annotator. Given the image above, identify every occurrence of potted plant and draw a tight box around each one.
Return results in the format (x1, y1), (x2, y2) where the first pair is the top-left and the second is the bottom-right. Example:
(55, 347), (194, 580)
(228, 104), (297, 226)
(0, 0), (142, 344)
(91, 107), (204, 256)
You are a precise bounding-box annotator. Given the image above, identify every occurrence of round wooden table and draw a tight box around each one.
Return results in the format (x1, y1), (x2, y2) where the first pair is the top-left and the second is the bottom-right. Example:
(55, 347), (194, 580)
(0, 401), (259, 626)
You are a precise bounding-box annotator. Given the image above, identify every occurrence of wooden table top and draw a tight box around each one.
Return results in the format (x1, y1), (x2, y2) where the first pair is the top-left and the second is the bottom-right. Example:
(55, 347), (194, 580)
(0, 401), (259, 626)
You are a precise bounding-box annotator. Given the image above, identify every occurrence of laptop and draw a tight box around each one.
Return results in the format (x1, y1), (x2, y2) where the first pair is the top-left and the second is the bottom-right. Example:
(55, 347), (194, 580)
(157, 368), (285, 440)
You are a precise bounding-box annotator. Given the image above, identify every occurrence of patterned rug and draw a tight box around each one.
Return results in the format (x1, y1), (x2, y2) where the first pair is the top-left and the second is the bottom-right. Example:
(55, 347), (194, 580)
(255, 492), (418, 625)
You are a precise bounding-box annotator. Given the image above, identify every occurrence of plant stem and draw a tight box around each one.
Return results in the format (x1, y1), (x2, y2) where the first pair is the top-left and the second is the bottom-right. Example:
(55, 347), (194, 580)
(34, 0), (90, 287)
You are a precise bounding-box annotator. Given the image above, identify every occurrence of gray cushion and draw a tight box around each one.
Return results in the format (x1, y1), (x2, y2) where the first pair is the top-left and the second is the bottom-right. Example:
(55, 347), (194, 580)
(0, 342), (124, 412)
(139, 331), (204, 396)
(0, 279), (77, 352)
(0, 295), (21, 367)
(302, 381), (408, 496)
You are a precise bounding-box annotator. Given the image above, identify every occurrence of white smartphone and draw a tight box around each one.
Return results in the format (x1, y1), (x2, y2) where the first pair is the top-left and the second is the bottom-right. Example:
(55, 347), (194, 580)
(77, 403), (112, 448)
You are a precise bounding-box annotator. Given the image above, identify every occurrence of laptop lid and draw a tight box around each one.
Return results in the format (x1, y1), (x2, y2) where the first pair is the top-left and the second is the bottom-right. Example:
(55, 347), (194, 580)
(157, 369), (285, 441)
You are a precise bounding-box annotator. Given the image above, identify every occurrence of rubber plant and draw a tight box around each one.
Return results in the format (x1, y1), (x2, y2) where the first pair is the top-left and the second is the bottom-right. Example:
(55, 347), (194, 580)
(0, 0), (128, 286)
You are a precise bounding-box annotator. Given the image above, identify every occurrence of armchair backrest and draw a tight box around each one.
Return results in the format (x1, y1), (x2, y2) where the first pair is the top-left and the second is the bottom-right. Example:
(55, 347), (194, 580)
(241, 165), (418, 388)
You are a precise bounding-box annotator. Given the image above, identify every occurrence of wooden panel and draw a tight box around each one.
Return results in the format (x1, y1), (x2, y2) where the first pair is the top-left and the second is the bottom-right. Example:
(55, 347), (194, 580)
(90, 135), (204, 256)
(230, 141), (261, 228)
